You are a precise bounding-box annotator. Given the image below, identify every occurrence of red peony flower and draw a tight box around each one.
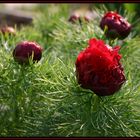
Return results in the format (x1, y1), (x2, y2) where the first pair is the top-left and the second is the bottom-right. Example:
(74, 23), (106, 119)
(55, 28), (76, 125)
(100, 11), (131, 39)
(75, 38), (126, 96)
(13, 41), (42, 65)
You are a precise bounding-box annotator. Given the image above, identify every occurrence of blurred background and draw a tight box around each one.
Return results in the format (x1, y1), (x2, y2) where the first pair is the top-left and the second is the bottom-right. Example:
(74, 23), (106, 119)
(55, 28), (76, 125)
(0, 3), (140, 26)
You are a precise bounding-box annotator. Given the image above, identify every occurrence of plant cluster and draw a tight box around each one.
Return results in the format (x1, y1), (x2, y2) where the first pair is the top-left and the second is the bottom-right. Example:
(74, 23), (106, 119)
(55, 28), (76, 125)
(0, 4), (140, 137)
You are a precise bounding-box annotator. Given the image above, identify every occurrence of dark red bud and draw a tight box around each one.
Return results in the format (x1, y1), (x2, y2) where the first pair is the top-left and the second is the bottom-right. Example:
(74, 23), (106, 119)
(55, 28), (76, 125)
(100, 11), (131, 39)
(13, 41), (42, 65)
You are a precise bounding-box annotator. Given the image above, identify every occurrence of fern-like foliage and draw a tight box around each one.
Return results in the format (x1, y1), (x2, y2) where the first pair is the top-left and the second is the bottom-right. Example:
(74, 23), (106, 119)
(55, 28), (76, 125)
(0, 4), (140, 137)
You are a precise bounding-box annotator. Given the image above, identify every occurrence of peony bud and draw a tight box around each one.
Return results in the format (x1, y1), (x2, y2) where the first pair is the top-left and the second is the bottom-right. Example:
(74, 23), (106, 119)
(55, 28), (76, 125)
(68, 13), (81, 23)
(68, 10), (94, 24)
(13, 41), (42, 65)
(75, 38), (126, 96)
(0, 26), (16, 35)
(100, 11), (131, 39)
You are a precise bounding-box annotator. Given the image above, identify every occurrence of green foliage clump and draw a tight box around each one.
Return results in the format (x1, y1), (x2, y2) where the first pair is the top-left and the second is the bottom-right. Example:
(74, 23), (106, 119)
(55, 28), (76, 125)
(0, 4), (140, 137)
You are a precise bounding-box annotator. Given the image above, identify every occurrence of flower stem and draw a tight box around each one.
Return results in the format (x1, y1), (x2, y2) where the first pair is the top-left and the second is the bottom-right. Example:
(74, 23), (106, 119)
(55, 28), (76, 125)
(91, 94), (100, 113)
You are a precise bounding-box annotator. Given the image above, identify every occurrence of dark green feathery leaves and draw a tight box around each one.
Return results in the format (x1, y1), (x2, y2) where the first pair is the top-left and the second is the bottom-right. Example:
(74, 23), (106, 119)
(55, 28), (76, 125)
(0, 4), (140, 137)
